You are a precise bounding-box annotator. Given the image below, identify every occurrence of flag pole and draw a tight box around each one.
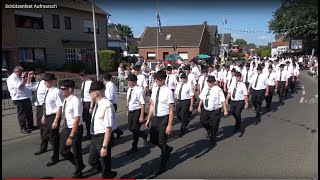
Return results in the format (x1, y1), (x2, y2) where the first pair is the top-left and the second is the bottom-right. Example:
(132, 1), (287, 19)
(92, 0), (99, 80)
(156, 0), (159, 62)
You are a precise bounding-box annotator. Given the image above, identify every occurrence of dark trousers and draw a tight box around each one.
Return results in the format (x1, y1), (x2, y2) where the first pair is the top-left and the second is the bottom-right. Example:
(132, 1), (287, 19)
(112, 104), (123, 137)
(88, 134), (113, 178)
(200, 108), (221, 142)
(251, 89), (265, 114)
(230, 100), (244, 128)
(285, 77), (293, 95)
(42, 114), (60, 161)
(265, 86), (275, 110)
(36, 105), (48, 151)
(278, 82), (286, 103)
(36, 105), (43, 128)
(150, 115), (171, 167)
(290, 77), (297, 92)
(59, 125), (84, 171)
(13, 98), (34, 129)
(128, 109), (146, 148)
(82, 102), (91, 136)
(176, 99), (191, 132)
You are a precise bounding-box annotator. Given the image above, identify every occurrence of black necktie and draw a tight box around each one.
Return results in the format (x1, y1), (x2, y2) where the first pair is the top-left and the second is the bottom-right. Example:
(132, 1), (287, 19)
(154, 87), (161, 116)
(268, 73), (271, 79)
(128, 88), (133, 104)
(232, 83), (238, 99)
(245, 71), (249, 83)
(201, 77), (206, 92)
(254, 74), (260, 88)
(166, 76), (169, 86)
(43, 90), (49, 115)
(32, 81), (41, 104)
(280, 71), (282, 82)
(229, 77), (233, 87)
(81, 82), (85, 99)
(62, 100), (67, 128)
(178, 84), (184, 100)
(204, 88), (211, 107)
(90, 103), (98, 134)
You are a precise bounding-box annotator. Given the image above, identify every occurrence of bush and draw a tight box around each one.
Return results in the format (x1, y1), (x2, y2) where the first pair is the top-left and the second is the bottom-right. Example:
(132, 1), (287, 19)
(59, 61), (88, 73)
(99, 50), (116, 73)
(261, 49), (271, 58)
(229, 52), (245, 58)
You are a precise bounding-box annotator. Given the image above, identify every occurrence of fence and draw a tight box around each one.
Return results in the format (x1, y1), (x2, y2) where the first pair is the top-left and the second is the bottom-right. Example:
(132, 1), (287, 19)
(2, 76), (127, 110)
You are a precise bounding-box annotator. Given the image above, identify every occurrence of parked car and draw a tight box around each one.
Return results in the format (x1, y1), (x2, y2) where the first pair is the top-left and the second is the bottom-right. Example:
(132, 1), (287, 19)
(2, 68), (9, 91)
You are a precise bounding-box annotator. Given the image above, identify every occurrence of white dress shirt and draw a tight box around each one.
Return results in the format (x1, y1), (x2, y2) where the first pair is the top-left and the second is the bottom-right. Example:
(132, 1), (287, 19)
(293, 68), (300, 77)
(44, 87), (64, 115)
(175, 82), (194, 100)
(241, 69), (253, 83)
(249, 73), (268, 90)
(275, 70), (289, 82)
(104, 81), (118, 105)
(118, 67), (125, 80)
(199, 86), (225, 111)
(81, 80), (92, 102)
(212, 70), (223, 82)
(228, 82), (248, 101)
(230, 65), (240, 72)
(91, 97), (117, 135)
(285, 65), (293, 77)
(191, 66), (201, 80)
(151, 85), (175, 116)
(266, 72), (277, 86)
(127, 86), (146, 111)
(62, 95), (84, 128)
(225, 75), (236, 89)
(137, 74), (148, 88)
(221, 70), (231, 83)
(7, 73), (31, 100)
(187, 73), (197, 86)
(198, 75), (208, 92)
(29, 80), (46, 106)
(165, 74), (177, 90)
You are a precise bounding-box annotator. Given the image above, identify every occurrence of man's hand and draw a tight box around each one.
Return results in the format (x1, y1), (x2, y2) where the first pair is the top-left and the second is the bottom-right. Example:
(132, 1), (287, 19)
(41, 116), (46, 124)
(226, 100), (229, 106)
(66, 138), (73, 146)
(100, 147), (107, 157)
(165, 125), (172, 135)
(146, 119), (151, 128)
(89, 108), (93, 114)
(22, 72), (28, 78)
(52, 120), (58, 129)
(189, 106), (193, 112)
(224, 111), (228, 117)
(244, 103), (248, 109)
(198, 107), (201, 113)
(139, 116), (144, 123)
(265, 92), (269, 97)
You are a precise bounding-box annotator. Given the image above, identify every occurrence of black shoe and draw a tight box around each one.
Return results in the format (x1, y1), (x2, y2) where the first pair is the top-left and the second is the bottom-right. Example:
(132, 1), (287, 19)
(155, 167), (166, 175)
(34, 149), (47, 155)
(234, 126), (241, 133)
(72, 164), (86, 178)
(27, 126), (38, 131)
(205, 132), (212, 138)
(210, 140), (217, 146)
(126, 147), (138, 155)
(143, 134), (148, 145)
(166, 146), (173, 159)
(46, 159), (59, 167)
(21, 128), (31, 134)
(186, 121), (190, 128)
(256, 113), (261, 118)
(116, 131), (123, 139)
(103, 171), (117, 179)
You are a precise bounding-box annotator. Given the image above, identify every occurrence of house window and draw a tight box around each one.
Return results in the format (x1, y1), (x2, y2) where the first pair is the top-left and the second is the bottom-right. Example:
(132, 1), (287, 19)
(147, 52), (156, 60)
(18, 48), (46, 63)
(14, 10), (43, 29)
(52, 15), (59, 28)
(178, 52), (188, 60)
(83, 20), (99, 34)
(65, 48), (76, 63)
(64, 16), (71, 29)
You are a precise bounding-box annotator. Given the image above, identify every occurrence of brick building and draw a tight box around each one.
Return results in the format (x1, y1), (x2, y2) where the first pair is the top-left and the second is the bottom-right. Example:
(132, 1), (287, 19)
(2, 0), (109, 70)
(138, 25), (211, 62)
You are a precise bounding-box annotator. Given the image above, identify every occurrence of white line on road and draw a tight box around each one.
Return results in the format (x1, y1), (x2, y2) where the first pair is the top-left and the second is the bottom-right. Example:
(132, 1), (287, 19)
(300, 97), (304, 103)
(302, 85), (305, 90)
(302, 90), (306, 95)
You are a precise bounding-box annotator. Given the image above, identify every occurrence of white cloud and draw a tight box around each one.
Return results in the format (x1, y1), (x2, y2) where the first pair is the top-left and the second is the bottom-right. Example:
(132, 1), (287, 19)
(258, 35), (272, 40)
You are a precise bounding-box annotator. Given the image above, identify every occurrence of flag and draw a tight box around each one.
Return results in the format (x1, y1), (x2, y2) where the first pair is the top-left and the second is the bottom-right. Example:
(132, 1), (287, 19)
(222, 17), (227, 25)
(157, 6), (163, 34)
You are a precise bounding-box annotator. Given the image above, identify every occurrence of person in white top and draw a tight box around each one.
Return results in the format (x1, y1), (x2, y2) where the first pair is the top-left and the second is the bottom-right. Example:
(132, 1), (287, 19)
(183, 65), (197, 87)
(213, 65), (223, 87)
(79, 71), (94, 140)
(291, 63), (300, 93)
(208, 65), (214, 76)
(198, 76), (228, 145)
(284, 61), (294, 96)
(88, 81), (117, 179)
(146, 70), (174, 175)
(230, 60), (240, 72)
(175, 72), (195, 136)
(126, 74), (148, 154)
(103, 74), (123, 140)
(225, 72), (248, 132)
(59, 80), (85, 178)
(275, 64), (289, 105)
(7, 66), (34, 134)
(264, 65), (277, 111)
(118, 63), (125, 93)
(248, 65), (269, 119)
(224, 68), (237, 95)
(241, 63), (253, 88)
(134, 65), (148, 95)
(40, 73), (64, 167)
(148, 71), (156, 96)
(165, 66), (178, 92)
(261, 63), (269, 76)
(198, 68), (209, 95)
(190, 61), (201, 80)
(221, 65), (230, 89)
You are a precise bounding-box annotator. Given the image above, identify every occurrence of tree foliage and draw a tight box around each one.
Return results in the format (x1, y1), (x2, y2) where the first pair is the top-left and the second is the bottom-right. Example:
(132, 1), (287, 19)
(268, 0), (318, 42)
(128, 44), (138, 54)
(203, 20), (208, 25)
(99, 50), (116, 73)
(115, 23), (134, 37)
(234, 39), (248, 45)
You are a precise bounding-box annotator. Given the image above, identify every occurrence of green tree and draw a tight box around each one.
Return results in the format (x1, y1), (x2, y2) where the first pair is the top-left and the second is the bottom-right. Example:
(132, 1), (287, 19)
(115, 23), (134, 37)
(203, 20), (208, 25)
(128, 44), (138, 54)
(234, 39), (248, 45)
(268, 0), (318, 42)
(99, 50), (116, 73)
(261, 49), (271, 57)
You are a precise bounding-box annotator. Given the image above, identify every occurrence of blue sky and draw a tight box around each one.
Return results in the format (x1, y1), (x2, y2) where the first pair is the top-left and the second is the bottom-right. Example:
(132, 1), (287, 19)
(95, 0), (282, 46)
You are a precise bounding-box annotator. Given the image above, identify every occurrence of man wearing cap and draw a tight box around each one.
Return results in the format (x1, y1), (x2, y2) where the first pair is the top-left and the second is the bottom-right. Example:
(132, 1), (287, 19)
(212, 65), (223, 87)
(79, 71), (94, 140)
(198, 76), (228, 145)
(59, 80), (85, 178)
(265, 65), (277, 111)
(275, 64), (289, 105)
(134, 65), (148, 95)
(226, 72), (248, 132)
(224, 68), (237, 95)
(40, 73), (64, 166)
(230, 60), (240, 72)
(248, 66), (269, 119)
(241, 63), (253, 89)
(146, 70), (174, 175)
(7, 66), (34, 134)
(126, 74), (148, 154)
(175, 72), (195, 136)
(285, 61), (294, 96)
(165, 66), (178, 92)
(198, 68), (209, 95)
(88, 81), (117, 178)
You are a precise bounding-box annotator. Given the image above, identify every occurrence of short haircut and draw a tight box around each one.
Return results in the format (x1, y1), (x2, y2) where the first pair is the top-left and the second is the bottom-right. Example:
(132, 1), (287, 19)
(79, 70), (88, 77)
(59, 79), (75, 89)
(14, 66), (23, 72)
(103, 73), (112, 81)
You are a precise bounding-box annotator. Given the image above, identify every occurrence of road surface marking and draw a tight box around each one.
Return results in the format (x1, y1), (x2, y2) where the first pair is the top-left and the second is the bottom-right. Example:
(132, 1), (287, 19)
(302, 90), (305, 95)
(300, 97), (304, 103)
(301, 85), (305, 90)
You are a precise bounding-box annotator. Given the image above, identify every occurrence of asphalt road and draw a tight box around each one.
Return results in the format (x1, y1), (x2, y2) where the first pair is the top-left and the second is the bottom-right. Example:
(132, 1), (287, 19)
(2, 71), (318, 179)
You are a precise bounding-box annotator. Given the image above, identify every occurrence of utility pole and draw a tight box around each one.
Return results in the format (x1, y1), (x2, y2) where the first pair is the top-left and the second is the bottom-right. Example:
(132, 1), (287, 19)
(92, 0), (99, 80)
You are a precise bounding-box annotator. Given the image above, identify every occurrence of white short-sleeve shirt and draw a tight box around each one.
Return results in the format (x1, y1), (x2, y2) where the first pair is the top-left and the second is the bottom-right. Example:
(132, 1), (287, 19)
(28, 80), (47, 106)
(127, 86), (146, 111)
(228, 82), (248, 101)
(199, 86), (225, 111)
(249, 73), (268, 90)
(62, 95), (84, 128)
(198, 75), (208, 92)
(266, 72), (277, 86)
(151, 85), (174, 116)
(44, 87), (64, 115)
(175, 82), (194, 100)
(104, 81), (118, 105)
(165, 74), (177, 90)
(7, 73), (31, 100)
(81, 80), (93, 102)
(137, 74), (148, 88)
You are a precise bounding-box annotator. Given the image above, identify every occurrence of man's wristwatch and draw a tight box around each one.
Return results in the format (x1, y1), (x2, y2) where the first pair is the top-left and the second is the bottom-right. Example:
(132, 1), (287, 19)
(102, 145), (107, 150)
(68, 136), (74, 140)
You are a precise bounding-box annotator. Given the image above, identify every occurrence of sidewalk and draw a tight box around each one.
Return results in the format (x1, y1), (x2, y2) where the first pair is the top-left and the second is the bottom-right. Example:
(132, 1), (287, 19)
(2, 93), (141, 142)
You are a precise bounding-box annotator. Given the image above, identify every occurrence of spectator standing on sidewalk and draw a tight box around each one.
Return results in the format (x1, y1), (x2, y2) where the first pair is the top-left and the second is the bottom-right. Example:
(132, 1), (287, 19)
(118, 63), (125, 93)
(7, 66), (34, 134)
